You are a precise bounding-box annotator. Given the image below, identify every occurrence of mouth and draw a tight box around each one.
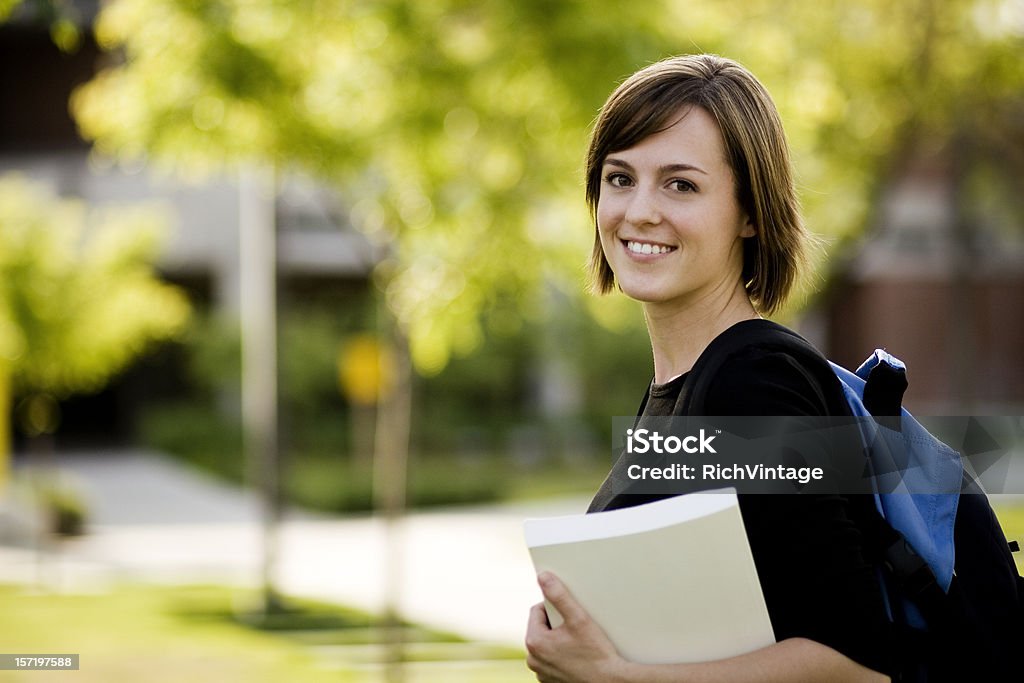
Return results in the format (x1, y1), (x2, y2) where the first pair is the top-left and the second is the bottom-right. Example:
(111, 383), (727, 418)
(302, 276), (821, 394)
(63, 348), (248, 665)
(623, 239), (677, 256)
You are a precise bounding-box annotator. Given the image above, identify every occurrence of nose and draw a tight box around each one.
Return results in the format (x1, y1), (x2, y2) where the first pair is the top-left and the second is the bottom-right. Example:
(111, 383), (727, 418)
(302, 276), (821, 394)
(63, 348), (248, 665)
(623, 186), (662, 227)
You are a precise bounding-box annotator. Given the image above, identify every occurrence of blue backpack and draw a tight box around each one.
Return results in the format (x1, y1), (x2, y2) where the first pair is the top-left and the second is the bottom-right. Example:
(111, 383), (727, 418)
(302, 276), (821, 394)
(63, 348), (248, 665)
(673, 320), (1023, 681)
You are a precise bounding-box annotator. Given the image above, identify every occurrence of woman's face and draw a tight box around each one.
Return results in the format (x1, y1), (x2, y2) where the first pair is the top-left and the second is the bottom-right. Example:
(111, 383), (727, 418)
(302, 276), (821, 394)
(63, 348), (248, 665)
(596, 106), (754, 311)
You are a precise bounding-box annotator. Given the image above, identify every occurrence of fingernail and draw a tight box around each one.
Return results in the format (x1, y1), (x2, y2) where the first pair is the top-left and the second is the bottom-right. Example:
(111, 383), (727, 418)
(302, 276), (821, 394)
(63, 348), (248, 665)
(538, 571), (552, 587)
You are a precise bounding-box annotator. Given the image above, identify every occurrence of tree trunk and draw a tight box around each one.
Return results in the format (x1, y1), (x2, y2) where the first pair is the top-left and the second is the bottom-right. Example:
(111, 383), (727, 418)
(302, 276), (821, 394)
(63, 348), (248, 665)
(239, 164), (283, 615)
(374, 320), (411, 683)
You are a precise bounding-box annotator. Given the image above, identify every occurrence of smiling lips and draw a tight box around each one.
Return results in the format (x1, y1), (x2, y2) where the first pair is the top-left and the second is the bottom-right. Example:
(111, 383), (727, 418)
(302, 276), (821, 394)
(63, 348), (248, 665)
(625, 239), (677, 255)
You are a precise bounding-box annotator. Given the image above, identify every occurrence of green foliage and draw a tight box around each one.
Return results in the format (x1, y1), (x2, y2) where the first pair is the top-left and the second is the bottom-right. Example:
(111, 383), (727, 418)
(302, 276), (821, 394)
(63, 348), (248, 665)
(171, 296), (374, 403)
(138, 304), (367, 460)
(286, 455), (507, 513)
(0, 0), (83, 51)
(412, 298), (651, 454)
(993, 504), (1024, 575)
(182, 313), (242, 394)
(139, 400), (244, 480)
(0, 174), (190, 398)
(0, 0), (17, 20)
(136, 304), (357, 485)
(37, 479), (88, 535)
(140, 402), (510, 512)
(69, 0), (658, 374)
(139, 303), (620, 509)
(68, 0), (1024, 378)
(278, 304), (373, 412)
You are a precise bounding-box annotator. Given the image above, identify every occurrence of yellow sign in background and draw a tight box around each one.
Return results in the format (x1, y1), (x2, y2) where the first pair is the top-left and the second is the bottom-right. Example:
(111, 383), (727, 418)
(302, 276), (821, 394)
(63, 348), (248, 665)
(338, 334), (394, 406)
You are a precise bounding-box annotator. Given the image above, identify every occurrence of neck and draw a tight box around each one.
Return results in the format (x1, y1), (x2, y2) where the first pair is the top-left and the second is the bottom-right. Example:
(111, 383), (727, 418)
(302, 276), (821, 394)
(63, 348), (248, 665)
(644, 280), (759, 384)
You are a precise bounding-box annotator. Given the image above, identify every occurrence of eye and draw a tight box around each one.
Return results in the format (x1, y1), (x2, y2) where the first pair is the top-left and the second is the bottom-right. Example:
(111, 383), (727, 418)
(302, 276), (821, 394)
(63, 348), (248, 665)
(668, 179), (697, 193)
(604, 172), (633, 188)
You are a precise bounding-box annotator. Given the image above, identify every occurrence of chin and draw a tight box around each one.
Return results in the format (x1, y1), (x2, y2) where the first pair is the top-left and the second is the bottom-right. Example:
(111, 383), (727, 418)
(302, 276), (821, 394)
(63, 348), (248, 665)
(617, 282), (676, 304)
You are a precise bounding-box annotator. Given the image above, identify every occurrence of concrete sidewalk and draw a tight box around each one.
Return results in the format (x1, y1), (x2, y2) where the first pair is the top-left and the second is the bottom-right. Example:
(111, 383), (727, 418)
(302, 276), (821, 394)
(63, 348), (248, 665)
(0, 450), (590, 647)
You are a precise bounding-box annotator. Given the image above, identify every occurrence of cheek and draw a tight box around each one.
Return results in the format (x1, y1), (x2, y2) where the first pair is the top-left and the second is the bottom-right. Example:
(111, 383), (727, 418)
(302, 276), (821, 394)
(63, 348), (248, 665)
(595, 211), (611, 240)
(596, 200), (619, 238)
(596, 223), (614, 257)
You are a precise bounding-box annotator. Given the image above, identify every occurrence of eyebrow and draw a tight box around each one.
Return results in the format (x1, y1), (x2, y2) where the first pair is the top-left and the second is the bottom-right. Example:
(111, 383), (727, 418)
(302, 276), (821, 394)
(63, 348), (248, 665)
(603, 157), (709, 176)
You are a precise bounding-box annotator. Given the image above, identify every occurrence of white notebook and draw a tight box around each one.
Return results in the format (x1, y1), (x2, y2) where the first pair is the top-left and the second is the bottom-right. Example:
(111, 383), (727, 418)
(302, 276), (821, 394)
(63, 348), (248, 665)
(523, 489), (774, 664)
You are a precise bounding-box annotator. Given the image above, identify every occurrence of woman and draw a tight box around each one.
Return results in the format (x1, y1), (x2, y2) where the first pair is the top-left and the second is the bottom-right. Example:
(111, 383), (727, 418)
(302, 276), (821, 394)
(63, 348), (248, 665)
(525, 55), (894, 682)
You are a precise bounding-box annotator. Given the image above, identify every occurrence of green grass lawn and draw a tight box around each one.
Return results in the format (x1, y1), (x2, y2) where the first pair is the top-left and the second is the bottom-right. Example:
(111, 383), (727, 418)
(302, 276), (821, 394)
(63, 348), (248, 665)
(993, 503), (1024, 575)
(0, 584), (533, 683)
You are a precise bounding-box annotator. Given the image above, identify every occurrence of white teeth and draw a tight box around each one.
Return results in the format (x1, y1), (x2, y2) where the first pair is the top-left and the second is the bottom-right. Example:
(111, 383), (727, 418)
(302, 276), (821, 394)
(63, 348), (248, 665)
(627, 241), (673, 255)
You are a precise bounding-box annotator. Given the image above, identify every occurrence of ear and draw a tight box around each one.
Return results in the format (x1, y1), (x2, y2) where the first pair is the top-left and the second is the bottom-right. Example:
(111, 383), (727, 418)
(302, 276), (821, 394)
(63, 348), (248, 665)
(739, 216), (756, 239)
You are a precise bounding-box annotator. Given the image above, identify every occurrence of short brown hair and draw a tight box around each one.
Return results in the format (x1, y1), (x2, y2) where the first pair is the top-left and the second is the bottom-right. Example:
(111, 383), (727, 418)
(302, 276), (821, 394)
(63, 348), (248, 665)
(586, 54), (809, 315)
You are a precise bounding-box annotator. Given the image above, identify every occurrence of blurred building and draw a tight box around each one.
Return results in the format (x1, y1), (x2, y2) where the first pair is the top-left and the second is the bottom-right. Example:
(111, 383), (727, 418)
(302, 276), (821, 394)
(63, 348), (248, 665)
(812, 149), (1024, 414)
(1, 14), (378, 445)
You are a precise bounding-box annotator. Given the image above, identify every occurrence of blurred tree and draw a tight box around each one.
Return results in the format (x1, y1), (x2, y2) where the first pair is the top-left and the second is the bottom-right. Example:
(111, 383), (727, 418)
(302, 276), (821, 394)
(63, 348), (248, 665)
(68, 0), (672, 371)
(67, 0), (1024, 370)
(1, 0), (84, 51)
(0, 175), (190, 484)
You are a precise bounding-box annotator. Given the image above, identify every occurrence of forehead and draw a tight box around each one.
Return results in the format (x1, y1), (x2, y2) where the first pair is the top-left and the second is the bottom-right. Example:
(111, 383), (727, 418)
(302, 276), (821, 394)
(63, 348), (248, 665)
(605, 106), (728, 171)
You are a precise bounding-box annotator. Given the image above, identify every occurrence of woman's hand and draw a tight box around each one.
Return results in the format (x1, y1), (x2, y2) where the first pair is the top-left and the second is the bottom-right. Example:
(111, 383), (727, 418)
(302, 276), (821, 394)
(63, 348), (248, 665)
(524, 572), (891, 683)
(525, 572), (630, 683)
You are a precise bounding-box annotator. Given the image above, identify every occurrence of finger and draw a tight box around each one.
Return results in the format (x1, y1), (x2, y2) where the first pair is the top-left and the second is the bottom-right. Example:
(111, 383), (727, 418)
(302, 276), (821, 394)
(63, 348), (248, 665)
(527, 602), (550, 636)
(537, 571), (588, 627)
(525, 606), (552, 668)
